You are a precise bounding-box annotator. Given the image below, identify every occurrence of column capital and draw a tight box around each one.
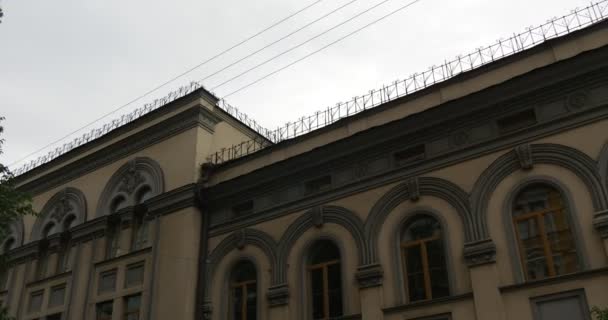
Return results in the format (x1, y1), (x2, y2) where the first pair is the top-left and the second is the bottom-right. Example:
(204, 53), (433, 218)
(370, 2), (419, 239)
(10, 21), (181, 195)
(464, 239), (496, 267)
(356, 263), (384, 288)
(593, 209), (608, 239)
(267, 284), (289, 307)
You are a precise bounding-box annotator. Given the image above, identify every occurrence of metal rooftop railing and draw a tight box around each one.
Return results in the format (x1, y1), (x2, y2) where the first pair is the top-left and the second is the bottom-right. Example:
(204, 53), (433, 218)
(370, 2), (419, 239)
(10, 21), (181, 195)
(205, 0), (608, 165)
(10, 0), (608, 174)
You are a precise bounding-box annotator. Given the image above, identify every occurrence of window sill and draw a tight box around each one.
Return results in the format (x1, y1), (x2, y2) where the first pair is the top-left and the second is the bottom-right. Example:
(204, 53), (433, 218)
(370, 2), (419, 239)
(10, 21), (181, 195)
(94, 247), (151, 267)
(383, 293), (473, 314)
(499, 267), (608, 293)
(26, 270), (72, 288)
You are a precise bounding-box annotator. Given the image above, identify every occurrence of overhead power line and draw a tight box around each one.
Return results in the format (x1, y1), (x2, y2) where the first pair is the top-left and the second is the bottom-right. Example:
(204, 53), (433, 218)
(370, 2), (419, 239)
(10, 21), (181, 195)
(7, 0), (324, 167)
(222, 0), (424, 98)
(199, 0), (363, 84)
(210, 0), (401, 91)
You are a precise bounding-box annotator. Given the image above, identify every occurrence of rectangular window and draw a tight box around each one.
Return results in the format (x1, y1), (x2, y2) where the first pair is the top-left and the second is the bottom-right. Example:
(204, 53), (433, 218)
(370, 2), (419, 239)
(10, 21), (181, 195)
(28, 290), (44, 313)
(96, 300), (113, 320)
(125, 263), (145, 288)
(124, 294), (141, 320)
(49, 285), (66, 307)
(305, 176), (332, 195)
(232, 201), (254, 217)
(531, 290), (590, 320)
(98, 269), (117, 293)
(497, 109), (537, 134)
(394, 144), (426, 166)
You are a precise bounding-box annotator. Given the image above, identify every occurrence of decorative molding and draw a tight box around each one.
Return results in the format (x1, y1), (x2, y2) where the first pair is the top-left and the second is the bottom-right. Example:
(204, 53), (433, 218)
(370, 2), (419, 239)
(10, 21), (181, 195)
(17, 104), (217, 196)
(355, 264), (383, 288)
(267, 284), (290, 307)
(565, 90), (590, 111)
(206, 228), (278, 300)
(599, 142), (608, 190)
(365, 177), (472, 264)
(514, 144), (533, 170)
(311, 206), (324, 228)
(407, 177), (420, 201)
(1, 218), (24, 254)
(471, 143), (608, 240)
(593, 209), (608, 239)
(146, 183), (197, 217)
(30, 187), (87, 241)
(463, 239), (496, 267)
(276, 206), (365, 284)
(201, 301), (213, 320)
(96, 157), (165, 218)
(382, 293), (474, 314)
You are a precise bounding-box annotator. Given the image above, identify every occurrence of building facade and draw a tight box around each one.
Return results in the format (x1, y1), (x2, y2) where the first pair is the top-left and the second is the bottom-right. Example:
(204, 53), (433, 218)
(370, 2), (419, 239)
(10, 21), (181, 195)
(2, 19), (608, 320)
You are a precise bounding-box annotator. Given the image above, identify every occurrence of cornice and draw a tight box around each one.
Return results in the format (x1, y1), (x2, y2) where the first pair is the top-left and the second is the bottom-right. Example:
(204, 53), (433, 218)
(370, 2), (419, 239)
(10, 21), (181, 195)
(205, 59), (608, 236)
(146, 183), (198, 217)
(18, 104), (220, 196)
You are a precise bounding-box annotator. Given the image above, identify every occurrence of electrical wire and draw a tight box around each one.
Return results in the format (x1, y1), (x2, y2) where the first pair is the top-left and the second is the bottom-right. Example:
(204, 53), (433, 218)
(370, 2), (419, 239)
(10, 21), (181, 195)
(8, 0), (324, 167)
(210, 0), (399, 91)
(221, 0), (424, 98)
(200, 0), (362, 84)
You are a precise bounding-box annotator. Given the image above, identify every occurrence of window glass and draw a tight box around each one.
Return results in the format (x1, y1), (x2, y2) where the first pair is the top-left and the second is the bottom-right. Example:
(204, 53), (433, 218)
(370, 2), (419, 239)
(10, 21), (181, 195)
(124, 294), (141, 320)
(308, 240), (342, 320)
(131, 220), (149, 251)
(230, 261), (257, 320)
(401, 216), (449, 302)
(513, 185), (579, 281)
(49, 285), (66, 307)
(533, 292), (589, 320)
(99, 270), (117, 293)
(96, 301), (113, 320)
(28, 290), (44, 313)
(125, 263), (145, 287)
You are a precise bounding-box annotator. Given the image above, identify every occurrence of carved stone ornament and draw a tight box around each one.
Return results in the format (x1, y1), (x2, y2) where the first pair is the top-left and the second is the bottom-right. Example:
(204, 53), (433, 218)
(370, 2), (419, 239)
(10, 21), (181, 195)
(566, 90), (589, 110)
(49, 192), (74, 222)
(593, 209), (608, 239)
(267, 284), (290, 307)
(515, 144), (533, 170)
(463, 239), (496, 267)
(118, 161), (146, 195)
(407, 177), (420, 202)
(312, 207), (324, 228)
(355, 264), (384, 288)
(234, 229), (246, 250)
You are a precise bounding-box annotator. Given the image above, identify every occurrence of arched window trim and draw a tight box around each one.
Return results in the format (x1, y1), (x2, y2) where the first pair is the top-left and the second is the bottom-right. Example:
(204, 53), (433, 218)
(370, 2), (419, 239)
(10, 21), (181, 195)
(221, 256), (261, 320)
(392, 210), (453, 304)
(1, 219), (23, 254)
(300, 236), (346, 320)
(31, 188), (87, 241)
(503, 176), (588, 283)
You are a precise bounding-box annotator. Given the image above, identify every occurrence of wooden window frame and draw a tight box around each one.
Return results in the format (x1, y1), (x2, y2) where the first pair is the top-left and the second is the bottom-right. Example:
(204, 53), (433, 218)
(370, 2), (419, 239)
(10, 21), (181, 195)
(308, 259), (340, 320)
(401, 234), (440, 302)
(230, 279), (256, 320)
(512, 192), (576, 280)
(123, 294), (141, 320)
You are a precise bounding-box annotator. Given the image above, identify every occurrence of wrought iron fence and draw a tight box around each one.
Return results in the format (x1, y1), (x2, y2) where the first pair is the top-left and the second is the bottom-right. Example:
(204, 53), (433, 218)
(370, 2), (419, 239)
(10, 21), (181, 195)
(207, 0), (608, 165)
(11, 0), (608, 174)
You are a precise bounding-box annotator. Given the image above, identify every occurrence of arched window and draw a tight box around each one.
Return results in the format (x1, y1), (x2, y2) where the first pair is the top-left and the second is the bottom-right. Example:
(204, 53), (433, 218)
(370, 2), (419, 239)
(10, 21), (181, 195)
(131, 187), (151, 251)
(308, 240), (343, 320)
(110, 196), (128, 214)
(43, 222), (58, 238)
(401, 216), (449, 302)
(230, 261), (257, 320)
(512, 184), (579, 280)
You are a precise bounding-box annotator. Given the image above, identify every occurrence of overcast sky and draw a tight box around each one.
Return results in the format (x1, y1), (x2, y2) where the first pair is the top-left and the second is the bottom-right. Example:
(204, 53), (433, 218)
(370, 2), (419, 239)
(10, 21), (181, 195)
(0, 0), (592, 169)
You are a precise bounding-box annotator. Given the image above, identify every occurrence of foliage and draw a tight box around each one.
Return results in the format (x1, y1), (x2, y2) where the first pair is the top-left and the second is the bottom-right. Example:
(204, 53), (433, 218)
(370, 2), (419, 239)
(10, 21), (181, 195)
(0, 117), (34, 320)
(592, 307), (608, 320)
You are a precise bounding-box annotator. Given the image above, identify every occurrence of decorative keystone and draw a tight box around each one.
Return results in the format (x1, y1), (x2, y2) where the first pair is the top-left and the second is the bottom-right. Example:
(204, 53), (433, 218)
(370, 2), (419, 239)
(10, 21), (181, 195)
(463, 239), (496, 267)
(593, 210), (608, 239)
(408, 177), (420, 202)
(515, 144), (533, 170)
(267, 284), (290, 307)
(355, 264), (384, 288)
